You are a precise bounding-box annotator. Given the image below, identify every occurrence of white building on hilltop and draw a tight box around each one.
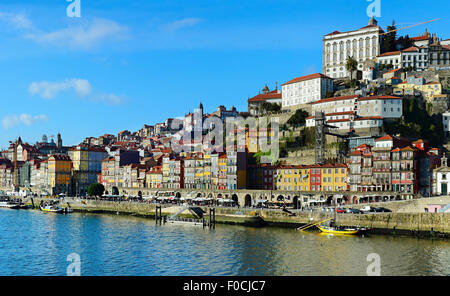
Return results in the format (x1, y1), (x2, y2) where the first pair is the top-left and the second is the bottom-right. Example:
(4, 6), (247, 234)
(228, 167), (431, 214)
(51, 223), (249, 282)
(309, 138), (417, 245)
(281, 73), (333, 110)
(323, 16), (384, 78)
(306, 95), (402, 131)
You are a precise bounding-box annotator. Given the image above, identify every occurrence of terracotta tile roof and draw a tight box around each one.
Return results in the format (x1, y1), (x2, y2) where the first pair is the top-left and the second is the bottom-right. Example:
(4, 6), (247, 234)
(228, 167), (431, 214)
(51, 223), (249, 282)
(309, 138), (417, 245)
(376, 135), (393, 141)
(248, 90), (282, 102)
(281, 73), (332, 86)
(357, 144), (371, 149)
(379, 51), (401, 57)
(325, 24), (383, 37)
(325, 30), (342, 36)
(355, 116), (383, 120)
(327, 118), (350, 123)
(350, 151), (362, 156)
(410, 35), (430, 41)
(385, 68), (402, 74)
(327, 111), (355, 116)
(402, 46), (419, 52)
(400, 146), (418, 152)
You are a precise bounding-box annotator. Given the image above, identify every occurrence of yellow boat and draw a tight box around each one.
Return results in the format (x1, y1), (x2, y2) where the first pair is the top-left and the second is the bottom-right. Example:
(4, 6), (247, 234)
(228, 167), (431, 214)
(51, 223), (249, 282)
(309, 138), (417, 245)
(317, 225), (368, 235)
(40, 204), (64, 213)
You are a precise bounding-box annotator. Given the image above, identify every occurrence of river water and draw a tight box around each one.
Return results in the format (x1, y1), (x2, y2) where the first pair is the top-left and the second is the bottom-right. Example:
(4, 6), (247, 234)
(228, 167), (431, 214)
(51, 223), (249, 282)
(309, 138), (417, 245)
(0, 208), (448, 276)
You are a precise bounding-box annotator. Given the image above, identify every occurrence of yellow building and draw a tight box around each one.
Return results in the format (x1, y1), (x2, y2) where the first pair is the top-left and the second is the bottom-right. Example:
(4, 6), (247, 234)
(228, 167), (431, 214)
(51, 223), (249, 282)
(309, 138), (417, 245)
(320, 164), (348, 191)
(274, 164), (348, 192)
(274, 165), (310, 191)
(68, 147), (89, 195)
(48, 154), (72, 195)
(217, 154), (227, 190)
(422, 82), (442, 101)
(203, 153), (211, 189)
(194, 155), (205, 189)
(146, 166), (162, 189)
(395, 78), (442, 101)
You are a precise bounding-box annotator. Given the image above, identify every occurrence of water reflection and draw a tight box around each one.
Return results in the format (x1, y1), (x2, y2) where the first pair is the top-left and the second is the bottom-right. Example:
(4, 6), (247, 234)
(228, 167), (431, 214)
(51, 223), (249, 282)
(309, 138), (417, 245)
(0, 209), (448, 276)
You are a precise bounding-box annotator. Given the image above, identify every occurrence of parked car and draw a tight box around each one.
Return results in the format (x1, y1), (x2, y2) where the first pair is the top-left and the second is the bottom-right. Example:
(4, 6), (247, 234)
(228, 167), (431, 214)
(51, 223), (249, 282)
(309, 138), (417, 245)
(360, 205), (372, 213)
(374, 207), (392, 212)
(346, 208), (362, 214)
(336, 207), (346, 213)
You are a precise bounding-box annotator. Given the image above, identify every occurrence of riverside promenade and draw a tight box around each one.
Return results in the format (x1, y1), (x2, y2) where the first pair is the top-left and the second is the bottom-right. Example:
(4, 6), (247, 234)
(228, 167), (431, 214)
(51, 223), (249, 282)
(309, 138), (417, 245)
(28, 196), (450, 238)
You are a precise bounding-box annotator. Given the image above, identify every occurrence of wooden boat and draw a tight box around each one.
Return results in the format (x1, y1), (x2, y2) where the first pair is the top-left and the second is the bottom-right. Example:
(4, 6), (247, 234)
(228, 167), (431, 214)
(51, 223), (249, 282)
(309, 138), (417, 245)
(0, 200), (21, 209)
(317, 224), (369, 235)
(40, 204), (64, 213)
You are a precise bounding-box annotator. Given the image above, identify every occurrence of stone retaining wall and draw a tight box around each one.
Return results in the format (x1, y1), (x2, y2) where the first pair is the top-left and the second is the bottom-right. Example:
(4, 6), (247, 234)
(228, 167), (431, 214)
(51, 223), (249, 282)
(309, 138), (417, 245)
(28, 198), (450, 238)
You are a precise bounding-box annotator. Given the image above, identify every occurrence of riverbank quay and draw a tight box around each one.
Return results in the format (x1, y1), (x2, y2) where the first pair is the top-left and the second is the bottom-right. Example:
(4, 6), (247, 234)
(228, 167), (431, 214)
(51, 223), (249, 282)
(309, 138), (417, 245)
(25, 198), (450, 239)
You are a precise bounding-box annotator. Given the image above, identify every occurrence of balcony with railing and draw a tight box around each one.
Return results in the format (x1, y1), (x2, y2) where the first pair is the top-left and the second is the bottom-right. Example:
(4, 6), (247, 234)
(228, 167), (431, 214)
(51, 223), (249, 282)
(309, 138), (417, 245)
(372, 167), (390, 172)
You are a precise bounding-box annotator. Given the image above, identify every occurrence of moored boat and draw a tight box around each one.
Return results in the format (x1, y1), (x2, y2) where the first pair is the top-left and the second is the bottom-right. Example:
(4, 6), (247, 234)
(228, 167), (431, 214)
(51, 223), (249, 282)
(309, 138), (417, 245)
(0, 200), (21, 209)
(317, 225), (370, 235)
(39, 200), (64, 213)
(40, 204), (64, 213)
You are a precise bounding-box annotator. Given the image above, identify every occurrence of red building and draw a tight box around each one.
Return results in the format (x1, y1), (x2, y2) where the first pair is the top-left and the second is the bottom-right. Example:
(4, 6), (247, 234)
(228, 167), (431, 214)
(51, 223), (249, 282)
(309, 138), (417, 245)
(309, 165), (322, 191)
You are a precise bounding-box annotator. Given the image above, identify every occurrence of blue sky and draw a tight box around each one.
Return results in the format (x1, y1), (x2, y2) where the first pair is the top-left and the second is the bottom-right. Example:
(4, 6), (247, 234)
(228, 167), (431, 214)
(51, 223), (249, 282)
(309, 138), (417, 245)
(0, 0), (448, 149)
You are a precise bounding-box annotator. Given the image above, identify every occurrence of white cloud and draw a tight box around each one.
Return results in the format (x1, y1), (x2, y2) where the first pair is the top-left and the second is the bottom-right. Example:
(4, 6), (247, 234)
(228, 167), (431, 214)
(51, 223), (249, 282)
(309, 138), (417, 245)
(0, 12), (33, 30)
(2, 114), (48, 130)
(29, 79), (92, 99)
(25, 18), (128, 50)
(28, 79), (127, 106)
(163, 18), (203, 32)
(94, 93), (126, 105)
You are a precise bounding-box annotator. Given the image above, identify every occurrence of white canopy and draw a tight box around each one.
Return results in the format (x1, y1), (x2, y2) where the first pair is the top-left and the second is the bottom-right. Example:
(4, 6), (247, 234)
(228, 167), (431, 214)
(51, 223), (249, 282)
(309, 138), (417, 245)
(218, 199), (234, 203)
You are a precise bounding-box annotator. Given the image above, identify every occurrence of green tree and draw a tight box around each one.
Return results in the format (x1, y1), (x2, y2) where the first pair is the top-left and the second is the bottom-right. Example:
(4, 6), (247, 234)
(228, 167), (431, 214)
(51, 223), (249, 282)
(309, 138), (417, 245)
(384, 98), (444, 146)
(345, 56), (358, 81)
(287, 109), (309, 127)
(381, 20), (397, 53)
(261, 102), (281, 113)
(396, 35), (413, 50)
(88, 183), (105, 197)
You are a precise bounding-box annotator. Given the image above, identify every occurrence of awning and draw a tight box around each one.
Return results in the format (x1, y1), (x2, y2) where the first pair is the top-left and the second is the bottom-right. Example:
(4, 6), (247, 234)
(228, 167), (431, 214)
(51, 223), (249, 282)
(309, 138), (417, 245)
(218, 199), (234, 203)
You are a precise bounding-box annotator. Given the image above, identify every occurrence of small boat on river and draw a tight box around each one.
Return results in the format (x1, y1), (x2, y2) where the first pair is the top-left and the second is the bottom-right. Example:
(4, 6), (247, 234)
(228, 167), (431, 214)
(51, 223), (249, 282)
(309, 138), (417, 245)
(317, 224), (370, 235)
(0, 199), (21, 209)
(40, 204), (64, 213)
(39, 200), (72, 214)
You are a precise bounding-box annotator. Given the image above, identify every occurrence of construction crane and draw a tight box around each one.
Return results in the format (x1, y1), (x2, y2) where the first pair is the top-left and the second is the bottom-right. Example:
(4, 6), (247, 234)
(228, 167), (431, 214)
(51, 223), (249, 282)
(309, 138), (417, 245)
(379, 18), (439, 36)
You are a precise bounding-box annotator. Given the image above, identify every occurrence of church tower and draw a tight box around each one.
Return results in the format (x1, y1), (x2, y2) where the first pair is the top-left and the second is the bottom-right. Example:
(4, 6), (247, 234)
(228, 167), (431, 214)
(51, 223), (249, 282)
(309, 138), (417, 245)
(56, 133), (62, 148)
